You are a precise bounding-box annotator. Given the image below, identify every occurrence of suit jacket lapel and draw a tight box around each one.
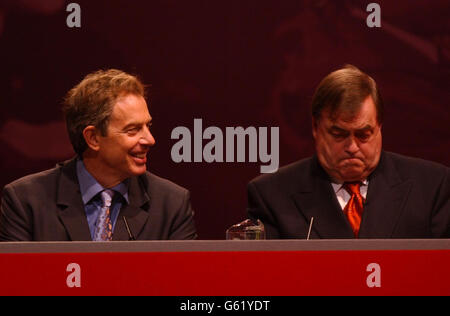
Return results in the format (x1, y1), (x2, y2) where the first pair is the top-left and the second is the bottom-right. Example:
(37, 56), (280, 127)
(360, 152), (412, 238)
(56, 158), (92, 241)
(113, 176), (150, 241)
(291, 157), (354, 239)
(55, 158), (151, 241)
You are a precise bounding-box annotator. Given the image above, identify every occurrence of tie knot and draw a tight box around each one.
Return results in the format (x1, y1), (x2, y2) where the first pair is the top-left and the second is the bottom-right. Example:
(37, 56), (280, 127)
(343, 182), (362, 196)
(100, 190), (114, 208)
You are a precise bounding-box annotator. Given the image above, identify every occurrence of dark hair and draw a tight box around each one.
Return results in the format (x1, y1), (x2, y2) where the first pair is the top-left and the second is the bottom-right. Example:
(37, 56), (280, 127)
(63, 69), (146, 156)
(311, 64), (383, 124)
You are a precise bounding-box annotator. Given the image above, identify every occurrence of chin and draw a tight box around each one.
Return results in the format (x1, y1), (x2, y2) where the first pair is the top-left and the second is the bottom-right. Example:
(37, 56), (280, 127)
(127, 165), (147, 176)
(134, 167), (147, 175)
(342, 175), (364, 182)
(340, 168), (366, 182)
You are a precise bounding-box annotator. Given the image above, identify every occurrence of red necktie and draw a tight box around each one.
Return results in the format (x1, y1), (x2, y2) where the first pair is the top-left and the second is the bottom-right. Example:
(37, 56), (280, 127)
(343, 182), (365, 238)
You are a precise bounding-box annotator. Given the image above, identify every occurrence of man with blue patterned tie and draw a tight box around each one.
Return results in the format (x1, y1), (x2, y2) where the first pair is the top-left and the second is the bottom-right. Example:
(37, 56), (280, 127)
(93, 190), (114, 241)
(0, 69), (197, 241)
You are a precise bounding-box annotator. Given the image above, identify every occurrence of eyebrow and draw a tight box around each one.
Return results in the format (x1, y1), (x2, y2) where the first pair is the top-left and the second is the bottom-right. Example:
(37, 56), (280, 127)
(329, 124), (373, 133)
(123, 119), (152, 130)
(355, 125), (374, 132)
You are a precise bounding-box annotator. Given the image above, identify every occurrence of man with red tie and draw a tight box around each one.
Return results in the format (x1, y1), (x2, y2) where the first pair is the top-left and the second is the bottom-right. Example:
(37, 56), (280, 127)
(247, 65), (449, 239)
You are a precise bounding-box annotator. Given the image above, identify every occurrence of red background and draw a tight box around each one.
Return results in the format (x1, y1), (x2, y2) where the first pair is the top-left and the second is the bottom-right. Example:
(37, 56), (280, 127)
(0, 0), (449, 239)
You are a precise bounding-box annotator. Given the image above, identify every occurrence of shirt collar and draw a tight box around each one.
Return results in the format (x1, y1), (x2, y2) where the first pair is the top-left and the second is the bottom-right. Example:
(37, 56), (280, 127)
(76, 158), (129, 205)
(331, 179), (369, 194)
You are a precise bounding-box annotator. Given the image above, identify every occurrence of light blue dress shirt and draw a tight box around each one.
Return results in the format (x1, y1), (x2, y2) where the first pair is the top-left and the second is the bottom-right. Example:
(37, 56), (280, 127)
(76, 159), (129, 240)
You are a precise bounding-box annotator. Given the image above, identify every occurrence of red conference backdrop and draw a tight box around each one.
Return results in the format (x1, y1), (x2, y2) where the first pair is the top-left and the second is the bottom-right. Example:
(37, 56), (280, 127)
(0, 0), (449, 239)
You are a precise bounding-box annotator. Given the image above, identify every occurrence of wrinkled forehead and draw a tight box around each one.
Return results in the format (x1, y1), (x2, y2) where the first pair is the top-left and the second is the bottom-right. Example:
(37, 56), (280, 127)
(321, 95), (379, 125)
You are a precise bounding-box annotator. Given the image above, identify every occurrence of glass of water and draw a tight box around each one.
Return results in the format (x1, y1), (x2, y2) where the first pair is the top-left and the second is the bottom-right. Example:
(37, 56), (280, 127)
(226, 219), (265, 240)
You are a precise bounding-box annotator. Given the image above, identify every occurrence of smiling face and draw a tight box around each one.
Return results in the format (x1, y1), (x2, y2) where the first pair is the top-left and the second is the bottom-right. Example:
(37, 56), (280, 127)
(93, 93), (155, 185)
(312, 96), (382, 183)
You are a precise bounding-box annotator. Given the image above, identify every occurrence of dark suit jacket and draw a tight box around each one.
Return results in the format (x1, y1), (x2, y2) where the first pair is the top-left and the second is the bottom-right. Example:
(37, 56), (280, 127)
(0, 158), (197, 241)
(247, 151), (450, 239)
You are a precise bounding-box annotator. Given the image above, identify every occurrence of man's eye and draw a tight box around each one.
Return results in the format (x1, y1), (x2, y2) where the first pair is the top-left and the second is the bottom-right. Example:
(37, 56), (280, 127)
(127, 128), (139, 135)
(331, 132), (346, 138)
(356, 133), (371, 141)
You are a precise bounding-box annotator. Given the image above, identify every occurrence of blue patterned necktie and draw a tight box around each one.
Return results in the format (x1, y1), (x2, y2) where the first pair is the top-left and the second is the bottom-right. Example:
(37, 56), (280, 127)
(93, 190), (115, 241)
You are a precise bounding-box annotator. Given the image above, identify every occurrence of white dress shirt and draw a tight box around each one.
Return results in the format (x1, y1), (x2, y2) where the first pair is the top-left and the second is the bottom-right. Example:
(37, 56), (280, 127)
(331, 179), (369, 210)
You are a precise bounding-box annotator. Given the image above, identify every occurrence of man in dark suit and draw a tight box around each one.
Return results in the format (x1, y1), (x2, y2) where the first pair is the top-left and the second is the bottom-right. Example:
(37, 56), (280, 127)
(0, 69), (197, 241)
(247, 65), (449, 239)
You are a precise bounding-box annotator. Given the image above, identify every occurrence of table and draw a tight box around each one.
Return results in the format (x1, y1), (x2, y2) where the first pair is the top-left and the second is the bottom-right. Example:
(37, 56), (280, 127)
(0, 239), (449, 296)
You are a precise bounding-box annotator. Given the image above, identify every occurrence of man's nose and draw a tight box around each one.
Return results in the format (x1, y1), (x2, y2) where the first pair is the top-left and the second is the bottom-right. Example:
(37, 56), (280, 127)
(344, 136), (359, 154)
(140, 126), (156, 146)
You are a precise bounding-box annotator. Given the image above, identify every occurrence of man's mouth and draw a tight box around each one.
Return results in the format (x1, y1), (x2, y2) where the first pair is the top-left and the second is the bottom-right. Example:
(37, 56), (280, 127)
(344, 158), (361, 162)
(131, 152), (147, 159)
(341, 157), (364, 166)
(130, 152), (147, 164)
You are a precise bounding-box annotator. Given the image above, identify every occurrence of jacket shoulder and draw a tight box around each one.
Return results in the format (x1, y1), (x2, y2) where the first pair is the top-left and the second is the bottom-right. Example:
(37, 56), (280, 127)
(3, 165), (62, 192)
(139, 171), (189, 196)
(383, 151), (449, 178)
(249, 157), (315, 192)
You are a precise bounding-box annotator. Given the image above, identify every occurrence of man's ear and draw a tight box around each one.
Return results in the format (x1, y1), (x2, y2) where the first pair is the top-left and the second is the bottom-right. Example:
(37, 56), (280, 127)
(312, 117), (318, 140)
(83, 125), (101, 151)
